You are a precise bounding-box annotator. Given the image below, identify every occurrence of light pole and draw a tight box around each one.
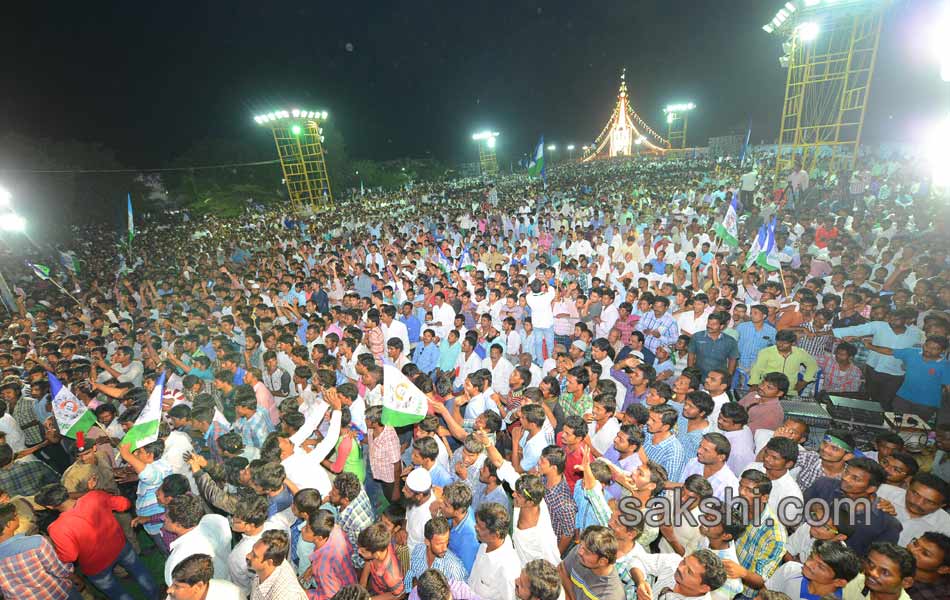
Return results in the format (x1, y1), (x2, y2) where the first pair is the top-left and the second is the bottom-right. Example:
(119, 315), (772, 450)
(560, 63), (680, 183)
(663, 102), (696, 149)
(472, 131), (500, 177)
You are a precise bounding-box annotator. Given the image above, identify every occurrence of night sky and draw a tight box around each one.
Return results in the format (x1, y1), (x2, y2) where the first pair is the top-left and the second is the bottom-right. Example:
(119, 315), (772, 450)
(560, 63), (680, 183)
(1, 0), (946, 168)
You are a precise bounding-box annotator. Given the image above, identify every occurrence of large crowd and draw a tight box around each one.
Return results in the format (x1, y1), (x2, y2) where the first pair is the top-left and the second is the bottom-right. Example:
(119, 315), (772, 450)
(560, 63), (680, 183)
(0, 150), (948, 600)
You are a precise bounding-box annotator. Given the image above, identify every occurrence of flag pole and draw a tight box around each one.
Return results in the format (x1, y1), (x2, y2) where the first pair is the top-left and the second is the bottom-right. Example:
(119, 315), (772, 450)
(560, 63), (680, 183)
(778, 262), (788, 299)
(46, 276), (83, 307)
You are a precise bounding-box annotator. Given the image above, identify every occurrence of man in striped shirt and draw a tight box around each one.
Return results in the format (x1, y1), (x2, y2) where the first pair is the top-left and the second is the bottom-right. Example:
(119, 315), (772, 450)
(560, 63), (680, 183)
(403, 517), (468, 594)
(0, 503), (77, 600)
(635, 297), (680, 355)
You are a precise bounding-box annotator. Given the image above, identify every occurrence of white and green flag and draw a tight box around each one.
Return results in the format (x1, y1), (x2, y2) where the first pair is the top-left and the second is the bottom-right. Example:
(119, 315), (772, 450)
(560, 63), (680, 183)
(121, 371), (166, 451)
(527, 136), (545, 178)
(714, 197), (739, 247)
(755, 218), (781, 272)
(49, 373), (97, 439)
(382, 364), (427, 427)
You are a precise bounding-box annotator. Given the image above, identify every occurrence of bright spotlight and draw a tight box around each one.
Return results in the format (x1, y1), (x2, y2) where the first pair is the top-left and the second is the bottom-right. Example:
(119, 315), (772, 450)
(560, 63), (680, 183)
(0, 213), (26, 232)
(0, 187), (10, 208)
(667, 114), (675, 124)
(567, 144), (575, 150)
(487, 137), (496, 148)
(926, 115), (950, 188)
(291, 124), (302, 136)
(321, 111), (328, 119)
(292, 109), (300, 118)
(797, 21), (819, 42)
(547, 145), (556, 151)
(635, 137), (644, 145)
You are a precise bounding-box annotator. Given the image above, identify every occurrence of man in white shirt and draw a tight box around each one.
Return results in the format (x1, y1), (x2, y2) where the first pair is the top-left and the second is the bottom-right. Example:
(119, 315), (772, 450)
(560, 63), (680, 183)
(403, 468), (436, 554)
(715, 403), (757, 477)
(761, 540), (861, 600)
(380, 305), (410, 353)
(525, 280), (556, 365)
(635, 549), (728, 600)
(164, 496), (232, 585)
(678, 433), (740, 501)
(482, 346), (514, 396)
(702, 369), (732, 426)
(587, 395), (622, 455)
(595, 289), (620, 339)
(877, 473), (950, 545)
(747, 436), (803, 523)
(430, 293), (456, 341)
(227, 495), (288, 596)
(453, 338), (482, 391)
(467, 502), (520, 600)
(168, 554), (242, 600)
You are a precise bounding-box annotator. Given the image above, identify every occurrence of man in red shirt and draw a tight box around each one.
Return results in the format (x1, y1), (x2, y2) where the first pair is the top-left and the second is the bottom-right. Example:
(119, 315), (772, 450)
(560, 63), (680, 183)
(35, 484), (158, 600)
(814, 217), (839, 249)
(557, 415), (588, 493)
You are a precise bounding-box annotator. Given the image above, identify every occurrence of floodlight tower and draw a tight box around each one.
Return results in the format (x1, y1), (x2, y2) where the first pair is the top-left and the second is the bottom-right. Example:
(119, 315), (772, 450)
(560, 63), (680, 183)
(663, 103), (696, 149)
(472, 131), (500, 178)
(763, 0), (889, 177)
(254, 109), (332, 213)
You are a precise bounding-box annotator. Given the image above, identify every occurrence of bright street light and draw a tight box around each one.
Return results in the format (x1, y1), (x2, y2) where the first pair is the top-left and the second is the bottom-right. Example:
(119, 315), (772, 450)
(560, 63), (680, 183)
(547, 145), (556, 151)
(0, 213), (26, 232)
(797, 21), (819, 42)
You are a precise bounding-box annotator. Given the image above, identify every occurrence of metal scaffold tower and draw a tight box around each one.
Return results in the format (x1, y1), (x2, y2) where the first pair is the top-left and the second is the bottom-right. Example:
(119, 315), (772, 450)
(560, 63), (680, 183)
(764, 0), (889, 176)
(254, 109), (333, 213)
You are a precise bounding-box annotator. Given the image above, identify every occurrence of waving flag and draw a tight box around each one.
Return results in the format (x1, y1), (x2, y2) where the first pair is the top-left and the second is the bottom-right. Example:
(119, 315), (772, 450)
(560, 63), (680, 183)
(49, 373), (97, 439)
(745, 224), (766, 270)
(121, 371), (166, 451)
(127, 193), (135, 245)
(755, 218), (781, 271)
(59, 250), (80, 275)
(382, 365), (427, 427)
(527, 136), (545, 178)
(714, 197), (739, 247)
(27, 261), (51, 281)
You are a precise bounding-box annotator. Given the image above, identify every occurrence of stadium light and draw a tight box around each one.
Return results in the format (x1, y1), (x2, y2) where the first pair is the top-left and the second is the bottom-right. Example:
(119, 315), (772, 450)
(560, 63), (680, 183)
(567, 144), (575, 150)
(547, 145), (556, 151)
(635, 136), (645, 145)
(472, 131), (500, 141)
(0, 186), (10, 208)
(0, 213), (26, 232)
(291, 124), (302, 136)
(664, 103), (696, 114)
(254, 109), (328, 125)
(797, 21), (819, 42)
(487, 137), (496, 148)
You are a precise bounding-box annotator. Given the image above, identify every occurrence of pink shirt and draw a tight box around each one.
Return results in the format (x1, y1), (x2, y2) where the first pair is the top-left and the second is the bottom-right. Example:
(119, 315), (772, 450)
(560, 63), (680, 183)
(253, 381), (279, 424)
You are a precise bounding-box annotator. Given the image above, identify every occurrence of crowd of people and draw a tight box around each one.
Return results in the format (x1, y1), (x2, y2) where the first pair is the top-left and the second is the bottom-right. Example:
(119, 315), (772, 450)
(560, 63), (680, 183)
(0, 150), (948, 600)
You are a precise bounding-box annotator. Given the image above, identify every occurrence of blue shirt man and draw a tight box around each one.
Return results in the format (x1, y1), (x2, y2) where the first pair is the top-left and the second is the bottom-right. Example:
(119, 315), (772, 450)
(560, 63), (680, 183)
(401, 313), (422, 345)
(412, 335), (440, 375)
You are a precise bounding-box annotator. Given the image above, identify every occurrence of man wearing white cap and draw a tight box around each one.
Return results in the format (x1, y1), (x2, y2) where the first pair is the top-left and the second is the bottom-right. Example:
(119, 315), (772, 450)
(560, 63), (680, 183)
(403, 468), (435, 554)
